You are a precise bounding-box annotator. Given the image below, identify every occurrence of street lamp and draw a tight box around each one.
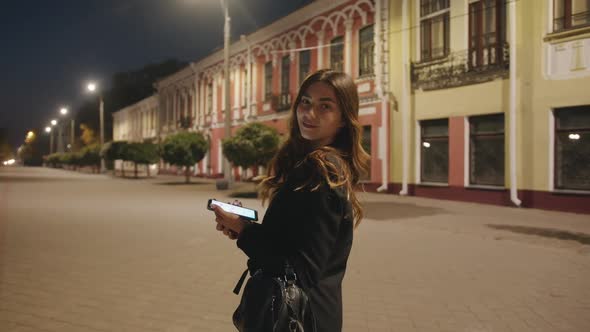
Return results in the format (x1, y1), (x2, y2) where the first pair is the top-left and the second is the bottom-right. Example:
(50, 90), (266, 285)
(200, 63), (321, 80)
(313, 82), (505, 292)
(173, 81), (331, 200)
(45, 126), (52, 154)
(58, 107), (75, 152)
(48, 121), (57, 154)
(219, 0), (232, 189)
(86, 82), (105, 173)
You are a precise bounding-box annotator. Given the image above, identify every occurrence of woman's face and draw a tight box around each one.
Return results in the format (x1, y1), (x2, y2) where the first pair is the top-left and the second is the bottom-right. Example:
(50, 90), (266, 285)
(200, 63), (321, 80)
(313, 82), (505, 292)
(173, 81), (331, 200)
(296, 81), (344, 148)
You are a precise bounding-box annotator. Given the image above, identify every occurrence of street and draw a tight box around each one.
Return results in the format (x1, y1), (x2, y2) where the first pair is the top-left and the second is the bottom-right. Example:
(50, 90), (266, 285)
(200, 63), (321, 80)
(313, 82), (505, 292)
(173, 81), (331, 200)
(1, 167), (589, 332)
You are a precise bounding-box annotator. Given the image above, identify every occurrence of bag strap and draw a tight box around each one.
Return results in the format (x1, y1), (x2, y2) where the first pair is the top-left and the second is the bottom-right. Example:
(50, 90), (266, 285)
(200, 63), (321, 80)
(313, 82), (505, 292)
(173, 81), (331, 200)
(233, 268), (249, 295)
(233, 260), (296, 294)
(284, 261), (297, 285)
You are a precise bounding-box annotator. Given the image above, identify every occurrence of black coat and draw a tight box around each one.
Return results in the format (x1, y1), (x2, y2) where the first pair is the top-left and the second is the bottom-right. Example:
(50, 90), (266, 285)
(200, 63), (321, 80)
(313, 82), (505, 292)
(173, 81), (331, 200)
(237, 160), (354, 332)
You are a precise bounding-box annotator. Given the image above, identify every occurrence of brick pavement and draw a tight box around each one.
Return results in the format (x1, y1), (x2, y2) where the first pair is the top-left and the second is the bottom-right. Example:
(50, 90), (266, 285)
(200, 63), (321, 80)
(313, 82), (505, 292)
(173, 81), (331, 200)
(1, 167), (589, 331)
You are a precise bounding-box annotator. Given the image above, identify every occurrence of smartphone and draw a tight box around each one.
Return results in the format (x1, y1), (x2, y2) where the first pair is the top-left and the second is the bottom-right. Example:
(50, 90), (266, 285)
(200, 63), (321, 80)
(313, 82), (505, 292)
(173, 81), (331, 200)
(207, 199), (258, 221)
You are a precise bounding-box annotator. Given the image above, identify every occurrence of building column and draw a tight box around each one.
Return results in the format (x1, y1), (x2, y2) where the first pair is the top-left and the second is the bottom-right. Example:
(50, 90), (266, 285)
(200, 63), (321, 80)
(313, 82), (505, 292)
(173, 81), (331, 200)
(183, 91), (188, 119)
(344, 19), (353, 74)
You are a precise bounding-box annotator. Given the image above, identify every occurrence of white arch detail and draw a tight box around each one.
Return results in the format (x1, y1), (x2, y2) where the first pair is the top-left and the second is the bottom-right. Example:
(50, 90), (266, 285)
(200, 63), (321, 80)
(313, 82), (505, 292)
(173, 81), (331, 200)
(196, 0), (376, 80)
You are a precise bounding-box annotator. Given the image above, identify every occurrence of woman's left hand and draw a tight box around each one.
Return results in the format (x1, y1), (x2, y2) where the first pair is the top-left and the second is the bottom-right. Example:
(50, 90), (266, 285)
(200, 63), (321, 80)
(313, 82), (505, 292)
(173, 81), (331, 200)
(212, 202), (248, 239)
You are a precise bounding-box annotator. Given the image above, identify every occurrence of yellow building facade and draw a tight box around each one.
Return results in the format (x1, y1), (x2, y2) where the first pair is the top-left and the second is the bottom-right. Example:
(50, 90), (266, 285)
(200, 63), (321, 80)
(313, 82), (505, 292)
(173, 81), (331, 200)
(388, 0), (590, 213)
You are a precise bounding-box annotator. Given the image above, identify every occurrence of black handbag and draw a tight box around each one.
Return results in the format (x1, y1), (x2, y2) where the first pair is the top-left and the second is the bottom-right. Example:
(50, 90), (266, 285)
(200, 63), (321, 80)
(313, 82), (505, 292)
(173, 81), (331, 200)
(232, 262), (316, 332)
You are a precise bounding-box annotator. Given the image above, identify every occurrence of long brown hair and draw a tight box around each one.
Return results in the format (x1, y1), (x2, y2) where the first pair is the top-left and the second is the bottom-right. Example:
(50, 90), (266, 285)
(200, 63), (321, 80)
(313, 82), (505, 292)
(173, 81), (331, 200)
(258, 69), (370, 228)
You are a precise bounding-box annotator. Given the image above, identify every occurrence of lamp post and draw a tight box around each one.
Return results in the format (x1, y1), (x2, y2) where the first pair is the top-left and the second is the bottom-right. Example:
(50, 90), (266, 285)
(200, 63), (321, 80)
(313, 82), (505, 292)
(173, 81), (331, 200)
(59, 107), (75, 151)
(218, 0), (232, 189)
(50, 119), (57, 154)
(87, 82), (105, 173)
(45, 126), (52, 154)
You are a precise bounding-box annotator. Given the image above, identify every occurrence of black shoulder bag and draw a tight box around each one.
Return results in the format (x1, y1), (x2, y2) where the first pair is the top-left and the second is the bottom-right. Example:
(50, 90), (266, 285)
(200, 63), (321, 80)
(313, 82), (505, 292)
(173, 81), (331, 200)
(232, 262), (316, 332)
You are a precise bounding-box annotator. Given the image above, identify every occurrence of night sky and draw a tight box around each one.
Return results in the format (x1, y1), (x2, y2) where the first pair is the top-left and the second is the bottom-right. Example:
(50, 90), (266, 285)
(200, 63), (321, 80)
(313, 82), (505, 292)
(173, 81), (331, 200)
(0, 0), (314, 150)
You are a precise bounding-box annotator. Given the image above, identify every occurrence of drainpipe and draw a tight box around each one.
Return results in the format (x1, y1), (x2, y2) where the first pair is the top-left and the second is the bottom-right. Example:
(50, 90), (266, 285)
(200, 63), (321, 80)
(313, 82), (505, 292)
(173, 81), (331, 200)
(398, 0), (410, 195)
(375, 0), (389, 193)
(509, 0), (521, 206)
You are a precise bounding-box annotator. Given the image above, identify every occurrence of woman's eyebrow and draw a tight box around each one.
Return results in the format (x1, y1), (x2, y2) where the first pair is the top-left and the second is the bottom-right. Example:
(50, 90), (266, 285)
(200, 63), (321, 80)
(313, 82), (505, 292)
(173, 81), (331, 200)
(318, 97), (336, 103)
(301, 94), (335, 103)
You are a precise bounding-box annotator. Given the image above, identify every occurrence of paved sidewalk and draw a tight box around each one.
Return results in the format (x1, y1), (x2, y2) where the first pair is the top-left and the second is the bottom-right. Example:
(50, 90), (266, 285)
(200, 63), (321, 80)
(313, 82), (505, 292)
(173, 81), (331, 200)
(1, 167), (589, 331)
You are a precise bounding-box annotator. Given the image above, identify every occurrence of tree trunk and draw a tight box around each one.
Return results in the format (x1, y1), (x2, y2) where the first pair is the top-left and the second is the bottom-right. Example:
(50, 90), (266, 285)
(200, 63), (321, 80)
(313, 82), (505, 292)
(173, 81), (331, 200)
(185, 167), (190, 184)
(134, 163), (138, 179)
(121, 161), (125, 178)
(147, 164), (150, 177)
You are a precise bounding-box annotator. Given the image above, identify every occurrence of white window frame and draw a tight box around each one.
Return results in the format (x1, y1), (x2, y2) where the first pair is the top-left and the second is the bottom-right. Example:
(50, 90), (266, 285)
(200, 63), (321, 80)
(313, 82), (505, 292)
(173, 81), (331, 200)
(417, 0), (451, 62)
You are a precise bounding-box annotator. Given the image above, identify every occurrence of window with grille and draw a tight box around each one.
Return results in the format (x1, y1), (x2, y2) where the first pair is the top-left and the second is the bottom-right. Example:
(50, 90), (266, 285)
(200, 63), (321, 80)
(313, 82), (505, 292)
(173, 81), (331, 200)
(280, 56), (291, 111)
(469, 0), (506, 69)
(330, 36), (344, 72)
(359, 25), (375, 76)
(469, 114), (505, 186)
(207, 83), (213, 114)
(299, 50), (310, 86)
(420, 0), (450, 61)
(554, 106), (590, 191)
(554, 0), (590, 31)
(361, 125), (372, 180)
(242, 67), (248, 107)
(281, 56), (290, 94)
(421, 119), (449, 183)
(264, 62), (273, 101)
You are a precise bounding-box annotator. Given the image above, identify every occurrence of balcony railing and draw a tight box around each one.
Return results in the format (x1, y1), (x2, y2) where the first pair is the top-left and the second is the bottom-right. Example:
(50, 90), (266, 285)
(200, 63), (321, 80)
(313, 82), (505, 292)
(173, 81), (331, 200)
(412, 43), (509, 91)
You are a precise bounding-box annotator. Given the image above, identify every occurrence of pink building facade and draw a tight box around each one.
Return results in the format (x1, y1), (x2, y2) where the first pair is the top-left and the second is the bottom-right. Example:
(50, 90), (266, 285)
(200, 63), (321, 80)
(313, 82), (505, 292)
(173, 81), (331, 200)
(154, 0), (391, 185)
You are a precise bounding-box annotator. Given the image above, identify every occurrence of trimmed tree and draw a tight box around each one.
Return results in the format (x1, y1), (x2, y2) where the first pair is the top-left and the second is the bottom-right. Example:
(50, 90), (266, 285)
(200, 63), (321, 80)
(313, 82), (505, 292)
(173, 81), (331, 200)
(79, 144), (101, 173)
(123, 142), (159, 178)
(101, 141), (129, 176)
(222, 122), (280, 180)
(160, 131), (208, 183)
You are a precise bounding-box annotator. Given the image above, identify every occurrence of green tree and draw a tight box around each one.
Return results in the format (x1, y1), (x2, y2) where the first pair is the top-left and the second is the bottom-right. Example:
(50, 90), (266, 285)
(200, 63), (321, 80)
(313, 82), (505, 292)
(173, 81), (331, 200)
(222, 123), (280, 179)
(122, 142), (159, 178)
(79, 144), (101, 172)
(161, 132), (208, 183)
(101, 141), (129, 175)
(80, 124), (97, 145)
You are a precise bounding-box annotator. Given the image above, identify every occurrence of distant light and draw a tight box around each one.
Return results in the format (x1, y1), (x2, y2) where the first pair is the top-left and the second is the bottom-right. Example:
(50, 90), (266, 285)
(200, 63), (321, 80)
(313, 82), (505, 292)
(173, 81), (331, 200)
(7, 159), (15, 165)
(67, 144), (71, 149)
(87, 82), (97, 92)
(423, 142), (431, 148)
(45, 127), (52, 133)
(51, 119), (57, 126)
(60, 107), (68, 115)
(25, 131), (36, 144)
(568, 133), (580, 140)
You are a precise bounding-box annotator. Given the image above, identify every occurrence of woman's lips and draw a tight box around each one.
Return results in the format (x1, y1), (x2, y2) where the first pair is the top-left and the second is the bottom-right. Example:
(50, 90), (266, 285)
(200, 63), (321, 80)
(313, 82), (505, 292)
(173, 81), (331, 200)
(302, 122), (317, 128)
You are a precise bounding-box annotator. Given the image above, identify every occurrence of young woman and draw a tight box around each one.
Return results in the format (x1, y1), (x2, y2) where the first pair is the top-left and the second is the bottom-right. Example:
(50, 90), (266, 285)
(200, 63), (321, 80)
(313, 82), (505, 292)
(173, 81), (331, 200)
(212, 69), (370, 331)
